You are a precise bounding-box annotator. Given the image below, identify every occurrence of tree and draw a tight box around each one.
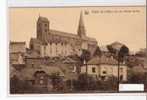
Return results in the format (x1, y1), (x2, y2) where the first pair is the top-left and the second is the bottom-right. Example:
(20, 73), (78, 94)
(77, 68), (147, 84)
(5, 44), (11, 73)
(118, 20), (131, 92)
(128, 69), (146, 83)
(75, 74), (97, 91)
(80, 49), (91, 63)
(93, 46), (101, 57)
(107, 45), (117, 54)
(50, 73), (64, 92)
(117, 45), (129, 91)
(10, 75), (35, 94)
(118, 45), (129, 62)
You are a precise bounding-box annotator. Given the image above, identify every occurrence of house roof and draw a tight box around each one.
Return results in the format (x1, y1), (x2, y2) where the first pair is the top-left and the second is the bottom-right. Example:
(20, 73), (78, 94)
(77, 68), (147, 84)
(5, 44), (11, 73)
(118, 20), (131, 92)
(87, 55), (121, 65)
(10, 41), (26, 45)
(100, 46), (109, 52)
(87, 56), (101, 65)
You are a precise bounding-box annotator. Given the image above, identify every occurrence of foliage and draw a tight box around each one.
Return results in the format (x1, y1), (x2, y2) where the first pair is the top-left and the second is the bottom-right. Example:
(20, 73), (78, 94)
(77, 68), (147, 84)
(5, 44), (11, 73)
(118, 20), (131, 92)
(72, 74), (117, 92)
(107, 45), (117, 54)
(10, 75), (36, 94)
(118, 45), (129, 62)
(80, 49), (91, 64)
(127, 69), (146, 83)
(50, 73), (64, 92)
(93, 46), (102, 57)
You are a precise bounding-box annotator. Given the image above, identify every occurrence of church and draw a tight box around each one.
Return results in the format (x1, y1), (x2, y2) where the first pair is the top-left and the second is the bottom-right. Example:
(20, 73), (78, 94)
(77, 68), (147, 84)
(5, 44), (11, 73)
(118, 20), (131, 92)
(29, 12), (98, 57)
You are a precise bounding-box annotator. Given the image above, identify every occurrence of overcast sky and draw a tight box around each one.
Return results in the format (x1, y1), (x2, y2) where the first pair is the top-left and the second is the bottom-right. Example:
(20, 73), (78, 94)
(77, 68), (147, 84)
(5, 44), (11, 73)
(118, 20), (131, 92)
(9, 6), (146, 52)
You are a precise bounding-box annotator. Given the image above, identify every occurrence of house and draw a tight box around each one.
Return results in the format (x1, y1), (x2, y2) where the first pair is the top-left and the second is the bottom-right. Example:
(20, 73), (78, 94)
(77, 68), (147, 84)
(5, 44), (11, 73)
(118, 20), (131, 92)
(80, 55), (128, 82)
(14, 64), (64, 91)
(10, 42), (26, 70)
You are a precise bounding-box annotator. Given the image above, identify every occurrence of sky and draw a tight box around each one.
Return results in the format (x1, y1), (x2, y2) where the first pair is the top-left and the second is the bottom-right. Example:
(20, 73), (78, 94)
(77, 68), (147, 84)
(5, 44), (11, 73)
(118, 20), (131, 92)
(9, 6), (146, 52)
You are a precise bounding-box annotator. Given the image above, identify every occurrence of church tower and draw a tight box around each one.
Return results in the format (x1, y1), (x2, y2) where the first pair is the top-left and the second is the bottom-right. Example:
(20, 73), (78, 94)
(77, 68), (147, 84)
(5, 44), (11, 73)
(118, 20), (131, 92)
(77, 11), (86, 38)
(37, 16), (49, 43)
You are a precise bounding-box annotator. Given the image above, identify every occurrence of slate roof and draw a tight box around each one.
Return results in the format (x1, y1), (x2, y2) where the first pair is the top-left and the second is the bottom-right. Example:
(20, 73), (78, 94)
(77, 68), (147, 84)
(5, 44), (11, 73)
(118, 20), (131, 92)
(87, 55), (121, 65)
(50, 29), (97, 43)
(100, 46), (109, 52)
(87, 56), (101, 65)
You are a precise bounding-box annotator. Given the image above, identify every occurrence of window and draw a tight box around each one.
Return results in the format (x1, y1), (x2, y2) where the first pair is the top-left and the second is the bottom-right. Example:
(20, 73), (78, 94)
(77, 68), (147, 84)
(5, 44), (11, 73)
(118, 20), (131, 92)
(40, 80), (44, 84)
(120, 75), (123, 81)
(120, 68), (123, 73)
(101, 76), (106, 81)
(61, 43), (63, 46)
(92, 67), (96, 73)
(40, 76), (44, 79)
(30, 44), (33, 49)
(45, 29), (48, 32)
(44, 23), (48, 27)
(103, 71), (107, 74)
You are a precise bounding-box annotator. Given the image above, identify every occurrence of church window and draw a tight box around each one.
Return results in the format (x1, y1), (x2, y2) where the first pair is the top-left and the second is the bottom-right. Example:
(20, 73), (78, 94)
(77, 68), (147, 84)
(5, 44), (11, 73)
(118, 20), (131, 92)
(40, 76), (44, 79)
(39, 80), (44, 85)
(103, 71), (107, 74)
(92, 67), (96, 73)
(101, 76), (106, 81)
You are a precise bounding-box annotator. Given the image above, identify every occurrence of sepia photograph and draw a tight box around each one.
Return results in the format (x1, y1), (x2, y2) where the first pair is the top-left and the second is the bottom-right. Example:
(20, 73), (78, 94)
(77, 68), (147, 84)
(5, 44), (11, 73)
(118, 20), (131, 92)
(9, 6), (146, 94)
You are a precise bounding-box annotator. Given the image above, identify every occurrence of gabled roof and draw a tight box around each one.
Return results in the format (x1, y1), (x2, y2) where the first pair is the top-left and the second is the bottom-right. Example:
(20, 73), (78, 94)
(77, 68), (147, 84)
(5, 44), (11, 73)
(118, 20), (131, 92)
(87, 55), (122, 65)
(87, 56), (101, 65)
(100, 46), (109, 52)
(10, 41), (26, 45)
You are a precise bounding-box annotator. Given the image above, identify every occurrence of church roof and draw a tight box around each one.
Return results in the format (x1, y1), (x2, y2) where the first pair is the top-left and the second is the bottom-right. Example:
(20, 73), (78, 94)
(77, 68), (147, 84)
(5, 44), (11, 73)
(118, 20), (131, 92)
(50, 29), (78, 39)
(50, 29), (97, 43)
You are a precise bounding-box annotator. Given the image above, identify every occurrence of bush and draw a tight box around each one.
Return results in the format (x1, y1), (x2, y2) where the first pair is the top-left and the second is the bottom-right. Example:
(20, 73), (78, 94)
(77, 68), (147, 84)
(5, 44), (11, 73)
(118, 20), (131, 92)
(50, 73), (64, 92)
(10, 75), (35, 94)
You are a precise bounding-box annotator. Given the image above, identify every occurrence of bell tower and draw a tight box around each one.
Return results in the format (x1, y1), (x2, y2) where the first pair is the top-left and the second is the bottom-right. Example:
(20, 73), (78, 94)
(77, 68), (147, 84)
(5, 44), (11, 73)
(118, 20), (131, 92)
(77, 11), (86, 38)
(37, 16), (49, 43)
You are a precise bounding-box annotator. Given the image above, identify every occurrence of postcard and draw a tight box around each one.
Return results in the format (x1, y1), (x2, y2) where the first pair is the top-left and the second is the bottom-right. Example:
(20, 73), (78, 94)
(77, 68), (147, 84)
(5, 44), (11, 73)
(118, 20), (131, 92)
(9, 6), (146, 94)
